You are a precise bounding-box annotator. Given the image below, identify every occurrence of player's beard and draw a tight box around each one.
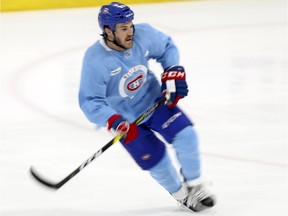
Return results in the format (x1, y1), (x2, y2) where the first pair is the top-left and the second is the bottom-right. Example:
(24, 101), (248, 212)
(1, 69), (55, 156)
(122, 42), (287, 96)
(115, 36), (133, 49)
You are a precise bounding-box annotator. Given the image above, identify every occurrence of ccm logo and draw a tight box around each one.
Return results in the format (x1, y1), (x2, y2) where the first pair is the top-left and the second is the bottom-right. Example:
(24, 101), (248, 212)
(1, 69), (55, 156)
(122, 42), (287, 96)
(127, 74), (143, 91)
(161, 71), (185, 80)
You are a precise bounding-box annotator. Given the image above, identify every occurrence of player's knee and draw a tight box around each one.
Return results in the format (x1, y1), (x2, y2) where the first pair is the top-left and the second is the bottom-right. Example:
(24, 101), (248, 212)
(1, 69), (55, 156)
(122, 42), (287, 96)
(172, 125), (199, 151)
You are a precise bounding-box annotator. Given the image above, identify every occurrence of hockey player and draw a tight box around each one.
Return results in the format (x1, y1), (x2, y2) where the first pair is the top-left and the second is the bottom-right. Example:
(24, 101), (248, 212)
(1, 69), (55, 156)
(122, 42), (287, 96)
(79, 2), (215, 212)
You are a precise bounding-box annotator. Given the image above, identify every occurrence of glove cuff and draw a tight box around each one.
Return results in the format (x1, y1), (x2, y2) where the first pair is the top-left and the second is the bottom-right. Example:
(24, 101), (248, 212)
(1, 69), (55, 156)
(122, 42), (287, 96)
(107, 114), (130, 134)
(107, 114), (122, 130)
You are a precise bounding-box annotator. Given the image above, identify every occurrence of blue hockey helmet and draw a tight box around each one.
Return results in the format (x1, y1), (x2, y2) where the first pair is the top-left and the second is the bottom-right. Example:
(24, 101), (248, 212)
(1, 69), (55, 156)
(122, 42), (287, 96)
(98, 2), (134, 32)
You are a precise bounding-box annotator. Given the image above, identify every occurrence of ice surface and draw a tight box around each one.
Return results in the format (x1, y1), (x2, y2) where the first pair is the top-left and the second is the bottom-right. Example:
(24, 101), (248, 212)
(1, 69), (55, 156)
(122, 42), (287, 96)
(1, 0), (287, 215)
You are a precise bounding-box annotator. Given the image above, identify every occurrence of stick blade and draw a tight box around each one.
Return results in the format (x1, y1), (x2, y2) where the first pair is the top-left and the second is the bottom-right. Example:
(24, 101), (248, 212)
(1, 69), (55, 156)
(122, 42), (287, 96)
(29, 166), (61, 190)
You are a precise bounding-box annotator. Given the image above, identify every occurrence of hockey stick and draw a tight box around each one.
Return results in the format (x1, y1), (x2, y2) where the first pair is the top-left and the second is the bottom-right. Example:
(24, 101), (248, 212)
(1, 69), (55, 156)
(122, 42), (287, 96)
(30, 97), (166, 189)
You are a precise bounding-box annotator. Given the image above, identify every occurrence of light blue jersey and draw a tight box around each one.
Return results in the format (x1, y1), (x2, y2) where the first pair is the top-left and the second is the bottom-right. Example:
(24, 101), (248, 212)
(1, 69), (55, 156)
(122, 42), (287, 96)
(79, 23), (179, 126)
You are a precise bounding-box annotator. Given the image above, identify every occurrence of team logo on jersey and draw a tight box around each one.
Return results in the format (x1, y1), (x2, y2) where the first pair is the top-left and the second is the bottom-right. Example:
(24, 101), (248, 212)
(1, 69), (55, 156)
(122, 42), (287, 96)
(127, 74), (143, 91)
(119, 65), (148, 98)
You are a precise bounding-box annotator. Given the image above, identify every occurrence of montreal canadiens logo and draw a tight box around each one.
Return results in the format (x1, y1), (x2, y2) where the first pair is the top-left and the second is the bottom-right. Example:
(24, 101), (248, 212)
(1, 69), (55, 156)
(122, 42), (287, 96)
(127, 74), (143, 91)
(119, 65), (148, 98)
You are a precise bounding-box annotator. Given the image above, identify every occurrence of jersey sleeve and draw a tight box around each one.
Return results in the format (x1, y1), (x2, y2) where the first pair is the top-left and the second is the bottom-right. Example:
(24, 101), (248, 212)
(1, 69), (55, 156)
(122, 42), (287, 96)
(78, 47), (117, 127)
(136, 23), (180, 70)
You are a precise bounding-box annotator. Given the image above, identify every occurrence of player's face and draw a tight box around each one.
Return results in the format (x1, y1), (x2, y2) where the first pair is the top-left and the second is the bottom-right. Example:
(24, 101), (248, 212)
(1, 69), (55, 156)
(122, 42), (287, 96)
(114, 21), (134, 49)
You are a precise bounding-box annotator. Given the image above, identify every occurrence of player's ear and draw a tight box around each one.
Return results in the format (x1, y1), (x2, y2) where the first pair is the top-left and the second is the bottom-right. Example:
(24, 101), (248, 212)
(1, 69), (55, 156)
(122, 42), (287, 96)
(104, 27), (113, 37)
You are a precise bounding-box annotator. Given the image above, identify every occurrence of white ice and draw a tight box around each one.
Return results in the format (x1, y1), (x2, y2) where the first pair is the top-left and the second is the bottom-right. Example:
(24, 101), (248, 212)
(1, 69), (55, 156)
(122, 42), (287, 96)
(0, 0), (287, 215)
